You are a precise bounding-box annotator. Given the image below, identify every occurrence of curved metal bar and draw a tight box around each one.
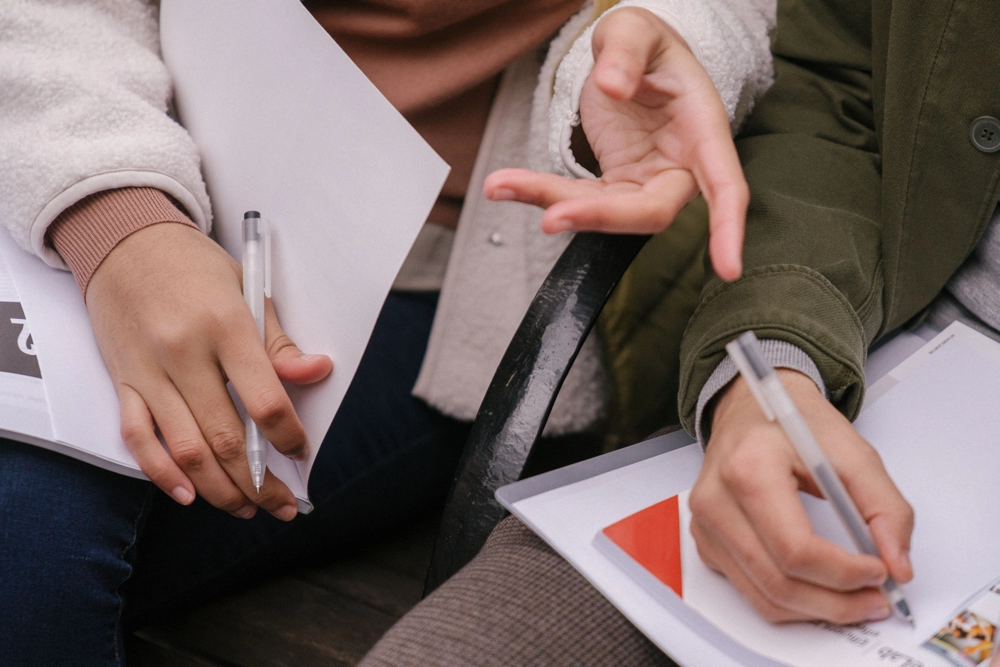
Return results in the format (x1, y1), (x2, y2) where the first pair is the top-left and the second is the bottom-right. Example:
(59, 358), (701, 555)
(424, 232), (651, 595)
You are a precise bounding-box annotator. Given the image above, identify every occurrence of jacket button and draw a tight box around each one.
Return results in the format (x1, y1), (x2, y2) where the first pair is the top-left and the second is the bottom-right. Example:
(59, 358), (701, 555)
(971, 116), (1000, 153)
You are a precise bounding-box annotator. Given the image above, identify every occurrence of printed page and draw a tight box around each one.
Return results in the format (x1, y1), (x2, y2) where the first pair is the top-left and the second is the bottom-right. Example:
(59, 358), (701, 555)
(0, 239), (51, 442)
(512, 324), (1000, 667)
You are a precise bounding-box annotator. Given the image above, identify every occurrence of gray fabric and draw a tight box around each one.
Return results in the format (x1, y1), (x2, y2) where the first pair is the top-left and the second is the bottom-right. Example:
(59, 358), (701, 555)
(944, 204), (1000, 332)
(927, 283), (1000, 346)
(359, 516), (676, 667)
(392, 223), (455, 292)
(694, 339), (826, 446)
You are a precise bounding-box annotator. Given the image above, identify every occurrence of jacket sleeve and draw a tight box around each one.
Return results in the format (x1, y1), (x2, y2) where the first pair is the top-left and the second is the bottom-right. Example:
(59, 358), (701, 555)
(678, 0), (883, 432)
(0, 0), (211, 269)
(545, 0), (776, 178)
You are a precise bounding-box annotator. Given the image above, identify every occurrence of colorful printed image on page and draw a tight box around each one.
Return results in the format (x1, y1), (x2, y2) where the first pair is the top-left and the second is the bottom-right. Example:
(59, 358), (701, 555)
(924, 580), (1000, 667)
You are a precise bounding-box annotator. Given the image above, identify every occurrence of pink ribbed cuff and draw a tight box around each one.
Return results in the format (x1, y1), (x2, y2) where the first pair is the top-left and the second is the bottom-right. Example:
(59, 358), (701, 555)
(47, 187), (197, 299)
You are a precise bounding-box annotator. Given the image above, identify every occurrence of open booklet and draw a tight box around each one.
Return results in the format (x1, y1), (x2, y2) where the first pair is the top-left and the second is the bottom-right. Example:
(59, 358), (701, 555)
(0, 0), (448, 512)
(500, 321), (1000, 666)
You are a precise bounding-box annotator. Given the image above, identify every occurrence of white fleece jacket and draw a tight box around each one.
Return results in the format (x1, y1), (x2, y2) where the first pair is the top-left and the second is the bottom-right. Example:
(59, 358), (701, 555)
(0, 0), (774, 432)
(0, 0), (212, 270)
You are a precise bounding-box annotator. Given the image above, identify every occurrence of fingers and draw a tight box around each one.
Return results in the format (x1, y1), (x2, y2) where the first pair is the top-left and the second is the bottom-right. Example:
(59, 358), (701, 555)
(591, 8), (671, 101)
(168, 353), (299, 519)
(262, 298), (333, 385)
(691, 517), (891, 624)
(833, 436), (915, 584)
(144, 379), (256, 519)
(218, 311), (310, 463)
(118, 384), (194, 506)
(716, 438), (888, 591)
(694, 143), (748, 281)
(486, 168), (698, 235)
(485, 169), (602, 209)
(542, 170), (696, 234)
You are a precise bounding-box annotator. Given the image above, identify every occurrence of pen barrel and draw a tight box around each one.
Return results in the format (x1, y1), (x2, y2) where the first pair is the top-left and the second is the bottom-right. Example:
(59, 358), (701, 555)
(242, 238), (265, 340)
(242, 213), (269, 488)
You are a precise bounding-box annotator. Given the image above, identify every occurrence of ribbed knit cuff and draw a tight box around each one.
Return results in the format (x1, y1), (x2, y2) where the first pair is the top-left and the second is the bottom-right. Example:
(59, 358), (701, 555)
(694, 339), (827, 447)
(47, 187), (196, 299)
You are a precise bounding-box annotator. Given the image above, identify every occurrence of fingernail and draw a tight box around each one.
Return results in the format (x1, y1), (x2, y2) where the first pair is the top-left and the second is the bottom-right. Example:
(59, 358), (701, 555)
(547, 218), (573, 233)
(171, 486), (194, 505)
(866, 605), (892, 622)
(233, 505), (256, 520)
(604, 65), (631, 92)
(866, 573), (887, 588)
(299, 353), (325, 362)
(274, 504), (298, 522)
(288, 445), (310, 462)
(901, 550), (912, 572)
(491, 187), (516, 201)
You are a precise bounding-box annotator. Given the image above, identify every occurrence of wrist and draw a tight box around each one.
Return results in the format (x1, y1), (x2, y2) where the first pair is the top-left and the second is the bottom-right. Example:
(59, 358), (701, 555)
(711, 369), (823, 441)
(47, 188), (196, 300)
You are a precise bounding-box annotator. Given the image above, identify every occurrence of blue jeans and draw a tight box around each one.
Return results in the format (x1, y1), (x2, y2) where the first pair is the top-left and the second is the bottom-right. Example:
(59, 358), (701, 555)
(0, 292), (471, 666)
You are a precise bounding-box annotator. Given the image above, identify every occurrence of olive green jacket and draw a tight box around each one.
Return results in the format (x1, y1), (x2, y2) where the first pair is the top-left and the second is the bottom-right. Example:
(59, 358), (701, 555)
(674, 0), (1000, 431)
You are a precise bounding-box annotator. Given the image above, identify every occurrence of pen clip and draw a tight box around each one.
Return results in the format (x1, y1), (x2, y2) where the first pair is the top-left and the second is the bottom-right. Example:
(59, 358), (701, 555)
(726, 335), (776, 421)
(261, 217), (272, 298)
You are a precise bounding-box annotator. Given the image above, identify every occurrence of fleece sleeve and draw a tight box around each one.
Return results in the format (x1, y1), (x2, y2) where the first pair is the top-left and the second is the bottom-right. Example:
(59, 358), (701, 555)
(547, 0), (776, 178)
(0, 0), (211, 269)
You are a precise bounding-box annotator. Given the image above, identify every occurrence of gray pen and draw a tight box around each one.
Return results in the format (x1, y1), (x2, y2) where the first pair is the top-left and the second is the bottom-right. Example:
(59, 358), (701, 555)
(242, 211), (271, 493)
(726, 331), (915, 627)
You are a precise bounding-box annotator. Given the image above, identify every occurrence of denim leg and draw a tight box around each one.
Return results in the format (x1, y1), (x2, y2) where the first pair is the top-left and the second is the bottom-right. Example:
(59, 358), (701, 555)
(124, 291), (470, 626)
(0, 440), (151, 666)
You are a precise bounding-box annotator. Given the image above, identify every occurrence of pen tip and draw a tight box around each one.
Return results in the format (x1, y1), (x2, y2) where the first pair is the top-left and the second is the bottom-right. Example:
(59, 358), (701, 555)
(255, 484), (262, 494)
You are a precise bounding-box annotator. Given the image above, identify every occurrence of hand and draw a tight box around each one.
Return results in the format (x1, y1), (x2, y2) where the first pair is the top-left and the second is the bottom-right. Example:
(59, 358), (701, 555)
(86, 223), (332, 520)
(484, 7), (748, 281)
(688, 369), (914, 623)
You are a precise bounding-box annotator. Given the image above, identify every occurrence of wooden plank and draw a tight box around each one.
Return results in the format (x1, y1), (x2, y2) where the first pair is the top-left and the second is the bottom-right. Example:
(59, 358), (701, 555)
(129, 513), (440, 666)
(134, 576), (400, 667)
(359, 515), (437, 579)
(297, 557), (423, 618)
(125, 632), (234, 667)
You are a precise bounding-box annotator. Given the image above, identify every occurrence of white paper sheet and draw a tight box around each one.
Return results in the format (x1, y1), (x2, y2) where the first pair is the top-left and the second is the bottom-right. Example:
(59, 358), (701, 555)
(511, 323), (1000, 667)
(160, 0), (450, 496)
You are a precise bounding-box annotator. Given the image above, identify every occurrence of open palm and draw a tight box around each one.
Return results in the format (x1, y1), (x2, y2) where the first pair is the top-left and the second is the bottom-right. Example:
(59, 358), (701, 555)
(484, 7), (747, 281)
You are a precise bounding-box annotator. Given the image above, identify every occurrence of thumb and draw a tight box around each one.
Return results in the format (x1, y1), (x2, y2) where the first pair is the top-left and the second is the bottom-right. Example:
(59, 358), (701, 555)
(263, 297), (333, 385)
(591, 8), (672, 101)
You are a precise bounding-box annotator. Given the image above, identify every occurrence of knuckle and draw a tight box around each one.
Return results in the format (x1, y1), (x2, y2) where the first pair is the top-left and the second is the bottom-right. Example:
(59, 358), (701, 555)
(772, 538), (811, 575)
(758, 570), (794, 607)
(120, 420), (148, 448)
(900, 499), (915, 527)
(718, 451), (764, 495)
(170, 439), (208, 472)
(207, 426), (246, 463)
(757, 603), (793, 625)
(155, 324), (197, 360)
(266, 332), (296, 359)
(141, 459), (174, 485)
(253, 488), (287, 509)
(216, 493), (248, 514)
(250, 390), (292, 430)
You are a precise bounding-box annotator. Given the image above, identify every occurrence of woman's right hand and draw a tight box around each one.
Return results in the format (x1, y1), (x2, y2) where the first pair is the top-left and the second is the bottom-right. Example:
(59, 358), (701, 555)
(689, 369), (914, 624)
(86, 222), (332, 520)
